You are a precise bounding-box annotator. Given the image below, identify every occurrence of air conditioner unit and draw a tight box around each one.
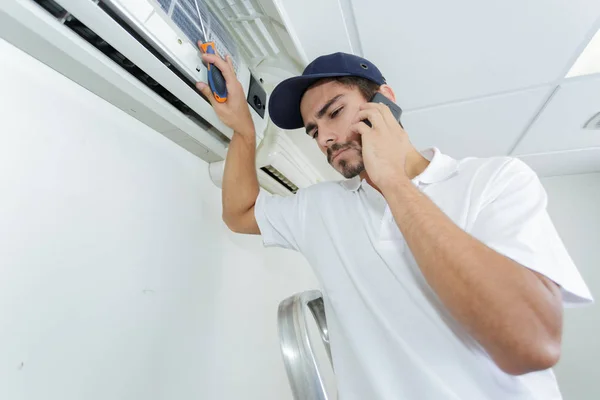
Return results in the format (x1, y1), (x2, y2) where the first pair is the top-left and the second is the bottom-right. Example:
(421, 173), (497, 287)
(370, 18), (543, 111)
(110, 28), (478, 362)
(0, 0), (328, 196)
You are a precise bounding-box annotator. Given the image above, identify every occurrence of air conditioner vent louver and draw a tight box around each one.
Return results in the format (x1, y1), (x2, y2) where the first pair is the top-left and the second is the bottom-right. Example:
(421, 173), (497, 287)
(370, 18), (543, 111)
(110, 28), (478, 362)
(261, 165), (299, 194)
(583, 112), (600, 130)
(32, 0), (231, 145)
(34, 0), (67, 18)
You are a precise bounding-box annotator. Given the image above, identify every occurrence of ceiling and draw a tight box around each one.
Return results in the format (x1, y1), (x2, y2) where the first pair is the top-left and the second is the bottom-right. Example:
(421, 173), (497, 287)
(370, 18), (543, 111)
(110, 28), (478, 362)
(273, 0), (600, 179)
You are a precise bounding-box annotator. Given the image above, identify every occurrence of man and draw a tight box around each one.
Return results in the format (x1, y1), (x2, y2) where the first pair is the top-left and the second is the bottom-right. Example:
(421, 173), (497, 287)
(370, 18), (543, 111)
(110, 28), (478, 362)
(196, 50), (593, 399)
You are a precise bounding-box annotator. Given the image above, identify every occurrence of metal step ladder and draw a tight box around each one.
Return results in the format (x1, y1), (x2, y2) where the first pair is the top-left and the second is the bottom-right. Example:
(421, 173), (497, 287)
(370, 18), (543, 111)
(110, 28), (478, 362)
(278, 290), (334, 400)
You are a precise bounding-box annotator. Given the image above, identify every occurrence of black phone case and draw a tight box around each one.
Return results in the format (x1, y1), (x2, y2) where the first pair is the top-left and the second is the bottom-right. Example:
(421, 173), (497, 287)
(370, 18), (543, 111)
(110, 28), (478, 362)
(369, 92), (402, 122)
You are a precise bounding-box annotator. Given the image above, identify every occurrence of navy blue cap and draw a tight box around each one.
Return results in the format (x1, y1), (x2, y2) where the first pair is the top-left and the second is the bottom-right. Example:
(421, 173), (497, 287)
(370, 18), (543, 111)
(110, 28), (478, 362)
(268, 52), (386, 130)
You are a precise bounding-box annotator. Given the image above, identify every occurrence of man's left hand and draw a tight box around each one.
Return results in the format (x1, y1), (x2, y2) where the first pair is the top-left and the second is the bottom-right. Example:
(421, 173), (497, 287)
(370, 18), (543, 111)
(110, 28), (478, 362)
(351, 102), (412, 189)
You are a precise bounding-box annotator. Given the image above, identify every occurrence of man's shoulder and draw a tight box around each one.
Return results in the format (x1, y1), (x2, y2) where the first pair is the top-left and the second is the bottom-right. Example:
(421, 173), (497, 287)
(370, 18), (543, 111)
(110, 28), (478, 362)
(452, 155), (541, 204)
(457, 155), (536, 182)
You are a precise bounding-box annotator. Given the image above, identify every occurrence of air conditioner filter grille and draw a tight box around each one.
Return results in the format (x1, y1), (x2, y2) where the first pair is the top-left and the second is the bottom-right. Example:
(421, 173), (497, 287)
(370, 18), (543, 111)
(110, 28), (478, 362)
(153, 0), (240, 73)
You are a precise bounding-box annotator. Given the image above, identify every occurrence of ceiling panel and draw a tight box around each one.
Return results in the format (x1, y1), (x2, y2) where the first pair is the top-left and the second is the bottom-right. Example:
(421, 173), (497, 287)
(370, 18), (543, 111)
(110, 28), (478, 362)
(351, 0), (600, 109)
(402, 85), (551, 159)
(513, 74), (600, 154)
(276, 0), (354, 63)
(518, 148), (600, 177)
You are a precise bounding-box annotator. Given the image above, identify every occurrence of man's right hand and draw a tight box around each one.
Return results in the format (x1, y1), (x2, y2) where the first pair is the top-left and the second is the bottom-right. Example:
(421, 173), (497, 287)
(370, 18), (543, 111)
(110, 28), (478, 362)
(195, 47), (255, 138)
(196, 45), (261, 235)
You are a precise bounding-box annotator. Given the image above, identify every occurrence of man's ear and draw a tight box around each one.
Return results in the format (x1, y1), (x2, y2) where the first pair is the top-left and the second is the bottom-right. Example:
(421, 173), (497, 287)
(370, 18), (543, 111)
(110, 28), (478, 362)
(378, 84), (396, 103)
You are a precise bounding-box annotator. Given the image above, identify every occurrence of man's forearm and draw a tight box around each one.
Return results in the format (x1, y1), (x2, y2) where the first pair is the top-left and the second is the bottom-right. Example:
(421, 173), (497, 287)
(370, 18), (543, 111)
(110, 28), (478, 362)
(381, 178), (563, 374)
(222, 130), (259, 222)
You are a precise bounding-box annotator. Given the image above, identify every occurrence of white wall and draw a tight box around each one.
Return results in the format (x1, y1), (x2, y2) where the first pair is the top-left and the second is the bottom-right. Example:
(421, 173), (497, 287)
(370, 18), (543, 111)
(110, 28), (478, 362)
(541, 173), (600, 400)
(0, 39), (318, 400)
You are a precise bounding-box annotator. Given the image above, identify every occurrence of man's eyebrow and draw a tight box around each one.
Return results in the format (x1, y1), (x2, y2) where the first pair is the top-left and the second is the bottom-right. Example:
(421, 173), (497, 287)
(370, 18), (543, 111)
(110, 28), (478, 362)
(304, 94), (345, 135)
(317, 94), (344, 119)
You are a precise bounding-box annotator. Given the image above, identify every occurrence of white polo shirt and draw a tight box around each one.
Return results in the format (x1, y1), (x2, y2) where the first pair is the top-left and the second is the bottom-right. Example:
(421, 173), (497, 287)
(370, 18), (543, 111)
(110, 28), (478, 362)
(255, 148), (593, 400)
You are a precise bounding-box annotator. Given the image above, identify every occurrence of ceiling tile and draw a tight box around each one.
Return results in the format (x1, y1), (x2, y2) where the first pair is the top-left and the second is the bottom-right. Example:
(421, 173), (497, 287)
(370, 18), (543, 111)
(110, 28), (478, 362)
(403, 85), (551, 159)
(276, 0), (354, 63)
(513, 74), (600, 154)
(352, 0), (600, 109)
(518, 148), (600, 177)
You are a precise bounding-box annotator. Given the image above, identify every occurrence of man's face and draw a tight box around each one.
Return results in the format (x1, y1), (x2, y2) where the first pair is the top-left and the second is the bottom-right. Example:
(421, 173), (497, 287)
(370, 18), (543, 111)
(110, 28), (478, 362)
(300, 81), (367, 179)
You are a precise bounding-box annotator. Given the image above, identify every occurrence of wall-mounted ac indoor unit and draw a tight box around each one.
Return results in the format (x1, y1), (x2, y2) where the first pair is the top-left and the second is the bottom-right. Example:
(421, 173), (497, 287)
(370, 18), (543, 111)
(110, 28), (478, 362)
(0, 0), (328, 196)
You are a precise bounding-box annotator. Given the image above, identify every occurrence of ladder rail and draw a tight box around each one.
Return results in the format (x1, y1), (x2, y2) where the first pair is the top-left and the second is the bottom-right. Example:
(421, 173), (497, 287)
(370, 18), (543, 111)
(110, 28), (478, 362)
(278, 290), (332, 400)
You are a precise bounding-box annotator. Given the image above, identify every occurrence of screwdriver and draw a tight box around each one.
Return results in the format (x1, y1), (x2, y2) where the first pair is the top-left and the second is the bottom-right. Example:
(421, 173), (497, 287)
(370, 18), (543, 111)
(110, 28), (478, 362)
(194, 0), (228, 103)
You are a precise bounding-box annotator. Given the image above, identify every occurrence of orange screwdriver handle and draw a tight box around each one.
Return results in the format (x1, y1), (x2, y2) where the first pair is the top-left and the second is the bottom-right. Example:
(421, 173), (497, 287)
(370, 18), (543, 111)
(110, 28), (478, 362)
(200, 42), (227, 103)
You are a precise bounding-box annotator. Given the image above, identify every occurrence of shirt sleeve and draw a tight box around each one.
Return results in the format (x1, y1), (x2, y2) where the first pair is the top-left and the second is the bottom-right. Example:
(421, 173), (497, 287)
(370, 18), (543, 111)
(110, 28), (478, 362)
(470, 158), (593, 306)
(254, 188), (308, 251)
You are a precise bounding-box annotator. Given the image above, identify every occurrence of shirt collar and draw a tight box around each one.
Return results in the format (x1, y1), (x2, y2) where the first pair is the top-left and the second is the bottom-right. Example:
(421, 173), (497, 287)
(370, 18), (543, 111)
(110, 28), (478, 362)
(340, 147), (459, 192)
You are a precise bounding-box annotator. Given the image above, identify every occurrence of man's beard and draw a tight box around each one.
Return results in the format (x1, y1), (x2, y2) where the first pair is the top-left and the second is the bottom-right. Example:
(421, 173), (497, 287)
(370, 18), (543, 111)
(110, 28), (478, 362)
(327, 141), (365, 179)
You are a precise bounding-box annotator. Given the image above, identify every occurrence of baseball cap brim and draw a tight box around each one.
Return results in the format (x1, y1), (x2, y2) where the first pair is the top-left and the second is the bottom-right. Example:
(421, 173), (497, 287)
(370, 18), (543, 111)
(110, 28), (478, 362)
(268, 72), (355, 130)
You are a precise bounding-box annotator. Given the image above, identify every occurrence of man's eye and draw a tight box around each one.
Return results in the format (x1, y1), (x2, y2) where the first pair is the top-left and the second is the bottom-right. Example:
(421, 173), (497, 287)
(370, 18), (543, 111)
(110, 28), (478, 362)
(331, 107), (343, 118)
(312, 130), (318, 139)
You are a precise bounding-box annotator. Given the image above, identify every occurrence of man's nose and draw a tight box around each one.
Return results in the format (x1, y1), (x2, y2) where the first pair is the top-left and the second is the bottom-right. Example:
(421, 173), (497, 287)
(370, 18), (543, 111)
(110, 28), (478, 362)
(318, 129), (338, 149)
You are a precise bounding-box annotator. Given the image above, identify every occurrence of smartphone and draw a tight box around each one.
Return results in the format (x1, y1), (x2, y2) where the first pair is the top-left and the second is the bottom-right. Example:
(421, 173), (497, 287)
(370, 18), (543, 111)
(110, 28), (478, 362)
(363, 93), (403, 127)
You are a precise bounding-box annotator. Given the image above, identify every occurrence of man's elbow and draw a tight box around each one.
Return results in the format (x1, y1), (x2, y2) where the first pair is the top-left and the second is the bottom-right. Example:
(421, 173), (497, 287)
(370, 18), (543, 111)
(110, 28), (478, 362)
(222, 209), (259, 234)
(497, 340), (561, 376)
(223, 212), (242, 233)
